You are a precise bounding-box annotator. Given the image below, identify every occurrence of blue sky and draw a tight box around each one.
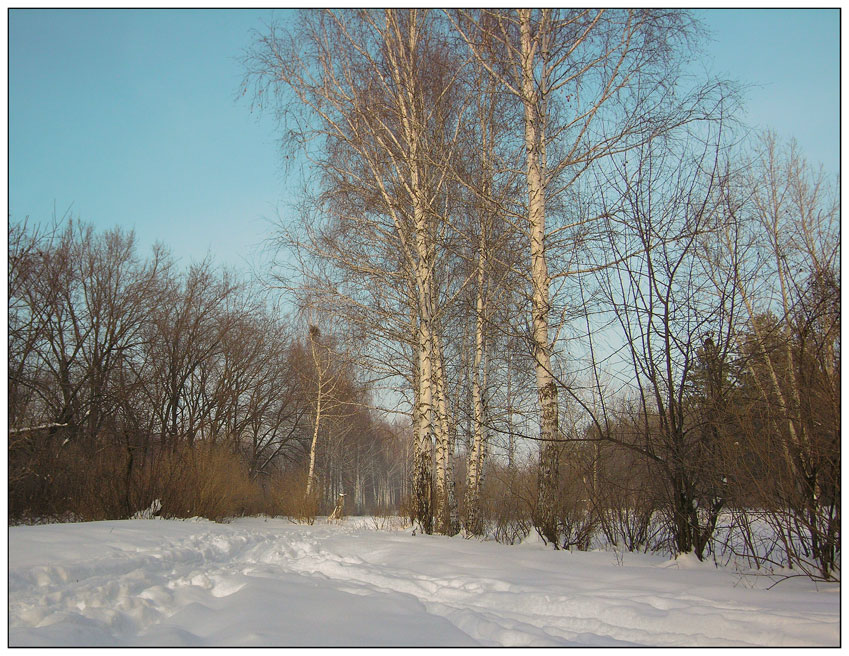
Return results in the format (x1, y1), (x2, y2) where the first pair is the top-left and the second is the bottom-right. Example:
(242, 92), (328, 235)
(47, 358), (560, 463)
(10, 9), (294, 270)
(694, 8), (839, 172)
(8, 8), (841, 271)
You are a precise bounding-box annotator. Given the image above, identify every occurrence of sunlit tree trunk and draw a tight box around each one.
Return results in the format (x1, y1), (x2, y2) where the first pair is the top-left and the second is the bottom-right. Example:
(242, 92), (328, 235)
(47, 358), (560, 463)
(519, 9), (561, 546)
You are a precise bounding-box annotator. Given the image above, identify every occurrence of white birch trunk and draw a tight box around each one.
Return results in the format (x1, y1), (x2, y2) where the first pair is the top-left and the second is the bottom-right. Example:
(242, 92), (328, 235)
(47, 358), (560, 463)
(433, 330), (459, 534)
(520, 9), (561, 546)
(414, 310), (434, 533)
(305, 330), (323, 501)
(465, 221), (490, 536)
(386, 8), (444, 534)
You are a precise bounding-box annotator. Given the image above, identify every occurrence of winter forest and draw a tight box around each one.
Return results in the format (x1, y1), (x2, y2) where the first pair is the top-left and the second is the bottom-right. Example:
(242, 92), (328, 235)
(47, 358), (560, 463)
(9, 7), (839, 593)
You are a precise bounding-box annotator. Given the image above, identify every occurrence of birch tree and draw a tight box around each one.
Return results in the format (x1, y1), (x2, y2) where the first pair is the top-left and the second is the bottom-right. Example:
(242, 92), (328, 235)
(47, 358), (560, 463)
(299, 322), (358, 512)
(451, 43), (525, 535)
(451, 8), (719, 545)
(243, 9), (469, 534)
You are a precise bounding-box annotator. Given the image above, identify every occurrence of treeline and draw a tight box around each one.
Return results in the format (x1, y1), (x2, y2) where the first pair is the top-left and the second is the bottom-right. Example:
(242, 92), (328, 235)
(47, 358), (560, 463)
(8, 220), (407, 522)
(241, 9), (839, 579)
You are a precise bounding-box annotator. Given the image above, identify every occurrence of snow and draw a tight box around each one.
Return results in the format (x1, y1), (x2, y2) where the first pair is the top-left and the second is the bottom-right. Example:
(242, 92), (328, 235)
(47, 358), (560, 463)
(9, 517), (839, 647)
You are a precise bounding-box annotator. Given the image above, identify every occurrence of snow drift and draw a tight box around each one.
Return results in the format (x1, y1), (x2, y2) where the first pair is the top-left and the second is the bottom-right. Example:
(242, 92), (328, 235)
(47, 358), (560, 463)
(9, 517), (838, 646)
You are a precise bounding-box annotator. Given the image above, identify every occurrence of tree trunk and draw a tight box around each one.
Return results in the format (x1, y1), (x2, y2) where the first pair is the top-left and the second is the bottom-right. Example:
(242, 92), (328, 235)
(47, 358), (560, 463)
(413, 317), (434, 534)
(465, 242), (489, 536)
(519, 9), (561, 547)
(305, 330), (323, 500)
(433, 332), (458, 535)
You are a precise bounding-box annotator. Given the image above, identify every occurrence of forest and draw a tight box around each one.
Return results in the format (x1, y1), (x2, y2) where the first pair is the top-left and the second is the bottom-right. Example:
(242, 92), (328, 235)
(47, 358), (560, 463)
(8, 9), (839, 583)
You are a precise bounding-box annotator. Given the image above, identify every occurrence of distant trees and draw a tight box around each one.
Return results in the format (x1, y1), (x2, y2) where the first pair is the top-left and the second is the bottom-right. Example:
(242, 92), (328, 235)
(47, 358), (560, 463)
(8, 218), (405, 522)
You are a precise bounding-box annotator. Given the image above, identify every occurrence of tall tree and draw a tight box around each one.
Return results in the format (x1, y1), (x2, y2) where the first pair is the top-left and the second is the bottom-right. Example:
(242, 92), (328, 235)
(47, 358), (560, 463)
(451, 8), (722, 545)
(596, 133), (736, 558)
(243, 9), (470, 534)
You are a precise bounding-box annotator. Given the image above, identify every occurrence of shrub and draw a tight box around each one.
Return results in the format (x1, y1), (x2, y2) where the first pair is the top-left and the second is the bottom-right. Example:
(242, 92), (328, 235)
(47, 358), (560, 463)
(482, 463), (534, 545)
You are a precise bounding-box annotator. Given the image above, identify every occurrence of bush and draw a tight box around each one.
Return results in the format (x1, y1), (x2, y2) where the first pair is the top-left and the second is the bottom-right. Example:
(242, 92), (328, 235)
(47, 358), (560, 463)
(273, 469), (319, 523)
(8, 433), (310, 524)
(145, 442), (258, 521)
(9, 433), (132, 522)
(482, 464), (534, 545)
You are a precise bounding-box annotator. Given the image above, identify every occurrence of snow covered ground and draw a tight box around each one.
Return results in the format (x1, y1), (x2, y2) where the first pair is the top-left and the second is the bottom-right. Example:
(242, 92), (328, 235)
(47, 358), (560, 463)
(9, 516), (839, 647)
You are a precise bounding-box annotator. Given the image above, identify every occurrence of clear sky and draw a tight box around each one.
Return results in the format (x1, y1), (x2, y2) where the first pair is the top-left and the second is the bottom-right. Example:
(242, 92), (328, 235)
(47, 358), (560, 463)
(8, 8), (841, 271)
(694, 8), (840, 172)
(9, 8), (295, 271)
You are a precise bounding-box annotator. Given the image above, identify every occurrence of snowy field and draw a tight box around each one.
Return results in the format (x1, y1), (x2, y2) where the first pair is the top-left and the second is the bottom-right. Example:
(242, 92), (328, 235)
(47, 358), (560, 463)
(9, 516), (839, 647)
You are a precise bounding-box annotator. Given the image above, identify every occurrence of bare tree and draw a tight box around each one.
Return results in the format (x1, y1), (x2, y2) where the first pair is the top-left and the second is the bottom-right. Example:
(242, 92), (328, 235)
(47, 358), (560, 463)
(299, 321), (358, 508)
(718, 134), (840, 579)
(9, 219), (52, 433)
(591, 126), (737, 559)
(243, 8), (472, 534)
(451, 8), (723, 545)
